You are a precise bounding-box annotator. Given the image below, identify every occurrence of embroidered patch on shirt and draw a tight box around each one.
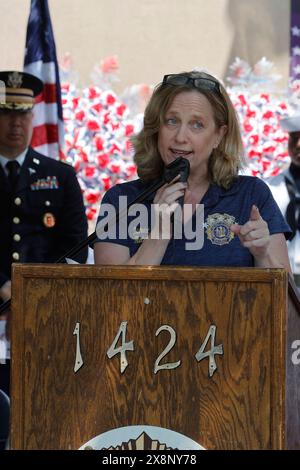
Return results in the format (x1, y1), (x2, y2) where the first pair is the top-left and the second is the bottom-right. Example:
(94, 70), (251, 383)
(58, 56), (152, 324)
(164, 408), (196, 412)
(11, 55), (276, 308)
(30, 176), (59, 191)
(206, 213), (236, 245)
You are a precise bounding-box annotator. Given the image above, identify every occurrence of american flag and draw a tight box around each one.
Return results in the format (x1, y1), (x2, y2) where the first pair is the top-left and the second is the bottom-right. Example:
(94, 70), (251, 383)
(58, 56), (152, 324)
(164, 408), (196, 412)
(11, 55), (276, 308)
(24, 0), (64, 159)
(290, 0), (300, 82)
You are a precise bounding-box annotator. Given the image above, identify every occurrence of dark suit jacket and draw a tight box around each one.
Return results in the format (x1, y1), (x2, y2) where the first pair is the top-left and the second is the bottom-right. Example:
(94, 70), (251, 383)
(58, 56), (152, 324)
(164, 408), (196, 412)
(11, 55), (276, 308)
(0, 148), (88, 287)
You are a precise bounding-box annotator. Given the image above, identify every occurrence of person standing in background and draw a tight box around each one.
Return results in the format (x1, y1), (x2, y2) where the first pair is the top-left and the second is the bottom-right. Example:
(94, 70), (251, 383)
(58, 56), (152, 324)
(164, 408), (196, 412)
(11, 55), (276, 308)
(0, 71), (88, 396)
(266, 114), (300, 288)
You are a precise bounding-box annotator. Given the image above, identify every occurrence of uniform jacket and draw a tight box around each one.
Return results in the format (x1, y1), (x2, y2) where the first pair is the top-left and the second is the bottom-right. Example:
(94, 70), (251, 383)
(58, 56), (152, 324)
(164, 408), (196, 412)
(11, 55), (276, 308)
(0, 148), (88, 287)
(266, 169), (300, 274)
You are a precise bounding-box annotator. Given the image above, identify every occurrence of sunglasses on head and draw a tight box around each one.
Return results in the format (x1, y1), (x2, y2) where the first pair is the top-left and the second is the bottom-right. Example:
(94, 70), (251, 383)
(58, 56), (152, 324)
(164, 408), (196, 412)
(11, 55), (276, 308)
(162, 74), (221, 95)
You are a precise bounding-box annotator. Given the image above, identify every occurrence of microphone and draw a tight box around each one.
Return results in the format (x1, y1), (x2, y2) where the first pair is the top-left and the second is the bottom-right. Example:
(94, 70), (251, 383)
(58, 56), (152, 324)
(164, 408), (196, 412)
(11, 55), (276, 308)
(164, 156), (190, 207)
(163, 157), (190, 237)
(163, 157), (190, 184)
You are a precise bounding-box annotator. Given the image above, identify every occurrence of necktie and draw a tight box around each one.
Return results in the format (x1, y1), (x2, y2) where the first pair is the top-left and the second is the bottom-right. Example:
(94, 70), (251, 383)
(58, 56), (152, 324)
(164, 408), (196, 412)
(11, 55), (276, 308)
(6, 160), (20, 191)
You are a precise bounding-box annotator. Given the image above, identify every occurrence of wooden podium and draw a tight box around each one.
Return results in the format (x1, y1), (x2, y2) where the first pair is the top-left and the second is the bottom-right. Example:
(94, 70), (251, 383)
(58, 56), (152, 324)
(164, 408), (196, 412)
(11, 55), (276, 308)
(10, 265), (300, 450)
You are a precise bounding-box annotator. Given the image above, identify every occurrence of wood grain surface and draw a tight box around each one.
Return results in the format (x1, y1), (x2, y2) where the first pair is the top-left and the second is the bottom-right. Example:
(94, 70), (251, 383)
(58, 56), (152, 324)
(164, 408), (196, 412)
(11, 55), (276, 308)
(10, 265), (297, 449)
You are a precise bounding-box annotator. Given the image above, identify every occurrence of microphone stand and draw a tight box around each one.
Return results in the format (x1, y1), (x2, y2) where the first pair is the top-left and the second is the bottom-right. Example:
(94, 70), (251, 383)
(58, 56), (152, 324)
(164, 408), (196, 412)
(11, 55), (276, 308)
(0, 157), (189, 314)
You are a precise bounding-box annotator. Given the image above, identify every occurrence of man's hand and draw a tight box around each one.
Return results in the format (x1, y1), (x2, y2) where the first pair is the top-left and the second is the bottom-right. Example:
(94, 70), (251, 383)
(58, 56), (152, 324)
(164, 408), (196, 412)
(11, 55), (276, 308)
(0, 280), (11, 302)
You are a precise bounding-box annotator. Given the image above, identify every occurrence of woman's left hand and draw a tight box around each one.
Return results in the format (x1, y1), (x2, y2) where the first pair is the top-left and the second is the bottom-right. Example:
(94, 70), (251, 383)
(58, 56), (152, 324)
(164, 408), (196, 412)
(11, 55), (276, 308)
(230, 205), (270, 259)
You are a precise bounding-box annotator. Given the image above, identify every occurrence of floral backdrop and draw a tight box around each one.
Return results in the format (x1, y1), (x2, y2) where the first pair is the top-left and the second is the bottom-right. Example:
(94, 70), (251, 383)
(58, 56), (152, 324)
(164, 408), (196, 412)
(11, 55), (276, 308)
(60, 56), (298, 223)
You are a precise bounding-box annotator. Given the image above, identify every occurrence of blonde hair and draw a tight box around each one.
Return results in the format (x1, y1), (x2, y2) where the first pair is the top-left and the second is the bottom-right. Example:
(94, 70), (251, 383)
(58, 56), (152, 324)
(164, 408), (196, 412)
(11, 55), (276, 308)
(132, 71), (245, 189)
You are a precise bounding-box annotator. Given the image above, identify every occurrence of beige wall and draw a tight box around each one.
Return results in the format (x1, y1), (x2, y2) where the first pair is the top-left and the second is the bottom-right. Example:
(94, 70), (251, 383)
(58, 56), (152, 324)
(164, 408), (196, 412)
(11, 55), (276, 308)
(0, 0), (290, 91)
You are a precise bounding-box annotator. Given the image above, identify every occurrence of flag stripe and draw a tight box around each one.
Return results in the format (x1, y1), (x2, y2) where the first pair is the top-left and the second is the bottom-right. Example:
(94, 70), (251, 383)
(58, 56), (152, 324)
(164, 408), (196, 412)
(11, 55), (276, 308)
(33, 102), (59, 126)
(23, 61), (56, 84)
(33, 142), (60, 157)
(31, 124), (59, 147)
(35, 84), (57, 104)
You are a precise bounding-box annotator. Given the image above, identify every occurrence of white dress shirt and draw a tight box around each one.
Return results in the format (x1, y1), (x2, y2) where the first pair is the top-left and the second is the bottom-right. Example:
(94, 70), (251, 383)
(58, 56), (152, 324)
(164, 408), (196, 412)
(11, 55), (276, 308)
(0, 148), (28, 175)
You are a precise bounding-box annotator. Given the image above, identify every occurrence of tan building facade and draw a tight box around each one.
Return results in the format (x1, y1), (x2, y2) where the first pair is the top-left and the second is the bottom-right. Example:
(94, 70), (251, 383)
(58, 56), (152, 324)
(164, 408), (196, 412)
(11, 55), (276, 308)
(0, 0), (291, 91)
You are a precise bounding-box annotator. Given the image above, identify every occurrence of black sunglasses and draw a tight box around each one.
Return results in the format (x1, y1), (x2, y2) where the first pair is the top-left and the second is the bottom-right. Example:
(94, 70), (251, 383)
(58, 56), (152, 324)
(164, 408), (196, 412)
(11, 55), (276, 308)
(162, 74), (221, 95)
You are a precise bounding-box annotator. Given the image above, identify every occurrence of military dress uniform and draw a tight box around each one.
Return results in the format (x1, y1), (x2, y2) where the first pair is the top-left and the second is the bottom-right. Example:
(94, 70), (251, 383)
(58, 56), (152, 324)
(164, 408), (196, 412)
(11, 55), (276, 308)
(266, 168), (300, 285)
(0, 71), (88, 402)
(0, 147), (88, 287)
(266, 113), (300, 288)
(0, 70), (88, 288)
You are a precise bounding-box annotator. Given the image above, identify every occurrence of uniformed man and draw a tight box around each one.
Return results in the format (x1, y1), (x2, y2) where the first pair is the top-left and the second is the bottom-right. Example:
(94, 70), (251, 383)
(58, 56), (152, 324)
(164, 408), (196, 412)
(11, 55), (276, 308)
(266, 113), (300, 288)
(0, 71), (88, 394)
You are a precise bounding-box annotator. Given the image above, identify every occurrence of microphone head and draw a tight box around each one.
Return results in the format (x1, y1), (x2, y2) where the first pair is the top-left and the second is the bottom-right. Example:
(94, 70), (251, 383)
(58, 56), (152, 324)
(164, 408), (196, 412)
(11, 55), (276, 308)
(164, 157), (190, 183)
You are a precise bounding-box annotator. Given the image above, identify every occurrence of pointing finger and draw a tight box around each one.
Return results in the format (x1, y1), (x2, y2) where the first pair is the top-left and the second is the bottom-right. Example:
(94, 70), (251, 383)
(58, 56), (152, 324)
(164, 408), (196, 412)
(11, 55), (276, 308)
(250, 205), (261, 221)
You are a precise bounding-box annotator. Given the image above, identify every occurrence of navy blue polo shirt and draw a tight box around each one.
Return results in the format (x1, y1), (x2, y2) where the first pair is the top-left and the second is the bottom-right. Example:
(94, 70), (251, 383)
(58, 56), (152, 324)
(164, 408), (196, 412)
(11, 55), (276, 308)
(95, 176), (291, 267)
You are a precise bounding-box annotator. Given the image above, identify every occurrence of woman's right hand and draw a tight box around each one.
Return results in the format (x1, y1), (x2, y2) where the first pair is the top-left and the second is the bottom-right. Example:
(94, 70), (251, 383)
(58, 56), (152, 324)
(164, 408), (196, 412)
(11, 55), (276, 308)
(152, 176), (187, 239)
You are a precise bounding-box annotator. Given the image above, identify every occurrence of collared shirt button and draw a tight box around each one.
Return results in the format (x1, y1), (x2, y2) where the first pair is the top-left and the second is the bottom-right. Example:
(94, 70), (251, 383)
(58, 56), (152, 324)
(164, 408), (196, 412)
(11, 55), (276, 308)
(14, 197), (22, 206)
(13, 234), (21, 242)
(12, 252), (20, 261)
(13, 217), (20, 224)
(45, 200), (51, 206)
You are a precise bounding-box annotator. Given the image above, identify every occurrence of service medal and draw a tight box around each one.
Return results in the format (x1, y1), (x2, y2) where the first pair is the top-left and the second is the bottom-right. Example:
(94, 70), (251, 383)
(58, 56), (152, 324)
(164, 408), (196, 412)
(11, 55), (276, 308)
(43, 212), (56, 228)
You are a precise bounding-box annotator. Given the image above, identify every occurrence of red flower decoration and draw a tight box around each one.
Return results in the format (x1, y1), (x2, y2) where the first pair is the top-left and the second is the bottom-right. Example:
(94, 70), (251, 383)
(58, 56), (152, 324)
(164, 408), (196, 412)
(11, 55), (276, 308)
(85, 166), (97, 178)
(125, 124), (134, 136)
(278, 102), (287, 110)
(238, 94), (247, 106)
(75, 110), (85, 121)
(61, 83), (70, 92)
(263, 145), (276, 154)
(263, 124), (272, 135)
(246, 107), (256, 118)
(86, 191), (101, 204)
(101, 176), (112, 191)
(94, 136), (104, 151)
(262, 160), (271, 171)
(116, 104), (127, 116)
(270, 167), (281, 176)
(97, 153), (110, 168)
(126, 164), (137, 177)
(106, 94), (116, 105)
(260, 93), (270, 103)
(103, 112), (111, 125)
(74, 161), (81, 172)
(249, 149), (262, 158)
(92, 103), (103, 114)
(109, 143), (121, 155)
(249, 134), (259, 145)
(72, 97), (80, 109)
(86, 207), (98, 220)
(110, 163), (121, 173)
(88, 87), (100, 99)
(243, 121), (253, 132)
(79, 149), (89, 162)
(87, 120), (101, 131)
(125, 139), (134, 153)
(262, 110), (274, 119)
